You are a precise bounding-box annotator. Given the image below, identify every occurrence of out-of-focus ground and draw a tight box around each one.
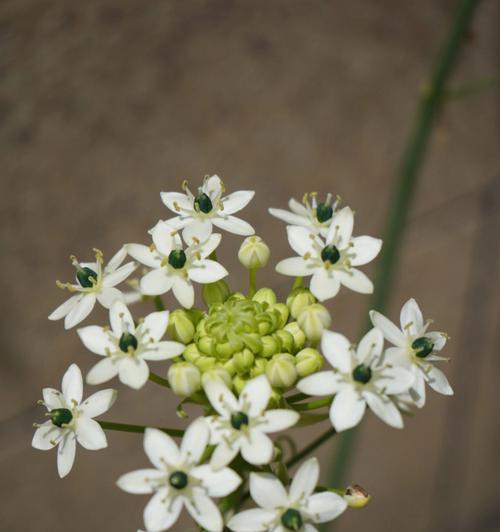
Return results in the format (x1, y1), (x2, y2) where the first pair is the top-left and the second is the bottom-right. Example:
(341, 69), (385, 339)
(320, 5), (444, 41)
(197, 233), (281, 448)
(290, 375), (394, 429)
(1, 1), (499, 531)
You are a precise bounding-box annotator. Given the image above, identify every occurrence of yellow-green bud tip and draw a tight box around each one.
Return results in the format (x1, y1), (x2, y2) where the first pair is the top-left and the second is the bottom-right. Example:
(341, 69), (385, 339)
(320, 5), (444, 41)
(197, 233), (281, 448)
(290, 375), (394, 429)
(344, 485), (371, 508)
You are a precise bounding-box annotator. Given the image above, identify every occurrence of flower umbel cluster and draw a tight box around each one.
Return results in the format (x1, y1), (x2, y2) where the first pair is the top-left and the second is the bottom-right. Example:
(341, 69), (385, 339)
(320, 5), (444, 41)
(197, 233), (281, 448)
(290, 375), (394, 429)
(33, 177), (453, 531)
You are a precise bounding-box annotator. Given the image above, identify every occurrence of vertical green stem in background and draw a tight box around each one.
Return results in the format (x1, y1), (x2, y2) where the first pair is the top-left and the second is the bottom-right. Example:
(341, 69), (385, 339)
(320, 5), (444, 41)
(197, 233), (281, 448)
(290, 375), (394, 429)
(328, 0), (479, 499)
(248, 268), (257, 297)
(153, 295), (165, 311)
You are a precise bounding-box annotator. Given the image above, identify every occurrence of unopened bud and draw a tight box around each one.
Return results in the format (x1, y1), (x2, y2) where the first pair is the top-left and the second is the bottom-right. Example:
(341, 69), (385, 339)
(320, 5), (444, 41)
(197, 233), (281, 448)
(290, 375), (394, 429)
(215, 341), (235, 360)
(196, 318), (208, 336)
(252, 287), (277, 307)
(233, 349), (255, 374)
(273, 303), (290, 328)
(167, 362), (201, 397)
(242, 333), (263, 354)
(238, 236), (271, 269)
(261, 335), (280, 358)
(183, 343), (201, 364)
(283, 322), (306, 352)
(167, 309), (196, 344)
(274, 330), (294, 353)
(297, 303), (331, 343)
(287, 288), (316, 319)
(194, 356), (217, 372)
(197, 335), (216, 356)
(202, 279), (230, 306)
(201, 366), (233, 389)
(250, 357), (268, 378)
(295, 348), (324, 377)
(233, 375), (248, 395)
(266, 353), (298, 388)
(344, 485), (371, 508)
(223, 358), (237, 376)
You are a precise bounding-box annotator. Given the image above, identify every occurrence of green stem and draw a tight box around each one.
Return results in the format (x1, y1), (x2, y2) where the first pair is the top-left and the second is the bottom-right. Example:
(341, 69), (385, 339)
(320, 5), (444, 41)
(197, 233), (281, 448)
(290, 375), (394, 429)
(285, 392), (309, 404)
(148, 371), (170, 388)
(98, 420), (183, 438)
(286, 427), (337, 469)
(329, 0), (479, 494)
(248, 268), (257, 297)
(153, 296), (165, 312)
(292, 276), (303, 289)
(293, 397), (332, 412)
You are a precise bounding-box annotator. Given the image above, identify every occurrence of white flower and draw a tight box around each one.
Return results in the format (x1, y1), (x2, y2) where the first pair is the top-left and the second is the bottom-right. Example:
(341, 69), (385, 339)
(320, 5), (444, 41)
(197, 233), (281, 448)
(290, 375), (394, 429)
(297, 329), (414, 431)
(269, 192), (340, 237)
(160, 175), (255, 244)
(275, 207), (382, 301)
(117, 419), (241, 532)
(78, 301), (184, 390)
(49, 247), (136, 329)
(370, 298), (453, 407)
(227, 457), (347, 532)
(32, 364), (116, 478)
(126, 221), (228, 309)
(203, 375), (299, 469)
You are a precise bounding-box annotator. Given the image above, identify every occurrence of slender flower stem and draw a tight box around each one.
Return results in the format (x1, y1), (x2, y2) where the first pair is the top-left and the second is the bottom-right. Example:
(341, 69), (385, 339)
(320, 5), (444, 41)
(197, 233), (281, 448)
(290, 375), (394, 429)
(153, 295), (165, 311)
(293, 397), (332, 411)
(98, 420), (183, 438)
(148, 371), (170, 388)
(285, 392), (309, 404)
(248, 268), (257, 297)
(285, 427), (337, 469)
(292, 276), (303, 289)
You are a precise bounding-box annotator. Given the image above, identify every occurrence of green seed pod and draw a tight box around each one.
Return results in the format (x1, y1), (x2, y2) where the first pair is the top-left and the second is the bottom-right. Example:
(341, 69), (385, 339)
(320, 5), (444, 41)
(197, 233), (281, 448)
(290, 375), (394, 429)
(266, 353), (298, 388)
(167, 362), (201, 397)
(238, 236), (271, 269)
(283, 321), (307, 352)
(167, 309), (196, 344)
(194, 356), (217, 373)
(295, 347), (324, 377)
(197, 336), (217, 356)
(287, 288), (316, 319)
(297, 303), (331, 344)
(201, 366), (233, 389)
(250, 357), (268, 378)
(233, 349), (255, 375)
(252, 287), (277, 307)
(273, 304), (290, 328)
(261, 335), (281, 358)
(202, 279), (231, 306)
(183, 343), (201, 364)
(274, 330), (294, 353)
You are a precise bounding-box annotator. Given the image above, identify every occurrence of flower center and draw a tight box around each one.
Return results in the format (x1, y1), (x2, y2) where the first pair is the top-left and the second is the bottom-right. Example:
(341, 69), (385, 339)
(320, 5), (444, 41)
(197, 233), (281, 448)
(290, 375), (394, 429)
(169, 471), (189, 490)
(281, 508), (303, 531)
(352, 364), (372, 384)
(194, 193), (213, 214)
(168, 249), (187, 269)
(49, 408), (73, 427)
(412, 337), (434, 358)
(321, 245), (340, 264)
(76, 267), (98, 288)
(316, 202), (333, 223)
(119, 332), (138, 353)
(230, 411), (249, 430)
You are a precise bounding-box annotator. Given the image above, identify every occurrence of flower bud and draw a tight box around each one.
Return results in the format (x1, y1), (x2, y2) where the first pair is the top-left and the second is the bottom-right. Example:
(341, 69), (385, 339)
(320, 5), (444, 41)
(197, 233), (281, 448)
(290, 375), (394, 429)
(238, 236), (270, 269)
(283, 322), (306, 352)
(250, 357), (268, 378)
(183, 343), (201, 364)
(295, 348), (324, 377)
(252, 287), (277, 307)
(196, 318), (208, 336)
(202, 279), (230, 306)
(201, 366), (233, 389)
(344, 485), (371, 508)
(274, 330), (294, 353)
(272, 303), (290, 328)
(197, 335), (217, 356)
(242, 333), (263, 354)
(287, 288), (316, 319)
(167, 309), (196, 344)
(167, 362), (201, 397)
(233, 375), (248, 395)
(266, 353), (298, 388)
(261, 335), (280, 358)
(297, 303), (331, 343)
(194, 356), (217, 373)
(223, 358), (237, 376)
(233, 349), (255, 375)
(215, 341), (235, 360)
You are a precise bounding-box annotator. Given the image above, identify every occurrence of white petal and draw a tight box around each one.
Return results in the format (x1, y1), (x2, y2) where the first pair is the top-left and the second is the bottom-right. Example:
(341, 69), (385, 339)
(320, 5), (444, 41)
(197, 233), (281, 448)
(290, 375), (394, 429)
(144, 428), (180, 469)
(185, 490), (223, 532)
(203, 175), (223, 198)
(275, 257), (313, 277)
(191, 465), (242, 497)
(409, 368), (426, 408)
(86, 357), (120, 385)
(172, 277), (195, 308)
(210, 440), (240, 470)
(32, 422), (60, 450)
(327, 206), (353, 248)
(305, 492), (347, 523)
(141, 341), (185, 361)
(103, 262), (136, 287)
(64, 294), (96, 329)
(304, 525), (319, 532)
(62, 364), (83, 404)
(356, 328), (384, 364)
(241, 431), (274, 465)
(126, 244), (161, 269)
(222, 190), (255, 214)
(42, 388), (65, 410)
(188, 259), (228, 283)
(198, 233), (222, 259)
(144, 488), (183, 531)
(376, 366), (414, 395)
(310, 268), (341, 301)
(369, 311), (407, 347)
(183, 218), (213, 244)
(227, 508), (276, 532)
(77, 326), (115, 355)
(212, 215), (254, 235)
(286, 226), (317, 256)
(335, 268), (373, 294)
(382, 346), (410, 367)
(118, 357), (150, 389)
(289, 457), (319, 501)
(204, 379), (239, 416)
(400, 298), (424, 336)
(426, 331), (447, 351)
(289, 197), (309, 215)
(150, 220), (176, 256)
(240, 375), (271, 416)
(109, 300), (135, 336)
(57, 433), (76, 478)
(330, 388), (366, 431)
(140, 268), (174, 296)
(97, 287), (124, 309)
(116, 468), (163, 494)
(349, 236), (382, 266)
(160, 191), (193, 213)
(321, 331), (352, 373)
(297, 371), (341, 396)
(138, 311), (169, 342)
(268, 208), (307, 226)
(80, 389), (117, 418)
(249, 472), (288, 510)
(75, 417), (108, 449)
(48, 294), (80, 321)
(363, 391), (403, 428)
(180, 417), (209, 464)
(104, 246), (127, 273)
(261, 409), (300, 433)
(425, 365), (453, 395)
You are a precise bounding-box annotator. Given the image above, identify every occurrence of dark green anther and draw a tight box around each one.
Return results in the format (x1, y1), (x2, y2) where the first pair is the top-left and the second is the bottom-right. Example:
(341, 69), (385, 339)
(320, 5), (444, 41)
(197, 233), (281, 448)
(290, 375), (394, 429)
(168, 249), (187, 269)
(119, 333), (138, 353)
(230, 411), (249, 430)
(194, 193), (213, 214)
(281, 508), (303, 531)
(76, 267), (98, 288)
(321, 245), (340, 264)
(352, 364), (372, 384)
(169, 471), (189, 490)
(412, 337), (434, 358)
(49, 408), (73, 428)
(316, 202), (333, 223)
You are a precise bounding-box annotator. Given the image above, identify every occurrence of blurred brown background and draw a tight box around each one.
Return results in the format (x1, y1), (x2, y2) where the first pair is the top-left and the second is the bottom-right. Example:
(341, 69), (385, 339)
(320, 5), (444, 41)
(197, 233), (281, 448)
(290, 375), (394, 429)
(1, 1), (499, 531)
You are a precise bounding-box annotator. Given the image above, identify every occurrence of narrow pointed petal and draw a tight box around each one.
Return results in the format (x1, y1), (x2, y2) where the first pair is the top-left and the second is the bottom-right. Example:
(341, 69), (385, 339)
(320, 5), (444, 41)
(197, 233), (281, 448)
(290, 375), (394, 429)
(141, 340), (185, 361)
(186, 490), (223, 532)
(241, 431), (273, 465)
(144, 488), (183, 531)
(150, 220), (176, 256)
(48, 294), (80, 321)
(97, 287), (123, 309)
(104, 247), (126, 273)
(126, 244), (161, 269)
(275, 257), (313, 277)
(110, 300), (135, 336)
(188, 259), (228, 283)
(261, 409), (299, 433)
(199, 233), (222, 259)
(268, 208), (307, 226)
(80, 389), (117, 418)
(286, 226), (317, 256)
(288, 197), (309, 215)
(172, 276), (195, 308)
(42, 388), (65, 410)
(310, 268), (341, 301)
(140, 268), (174, 296)
(191, 465), (242, 497)
(77, 326), (115, 356)
(118, 357), (149, 389)
(335, 268), (373, 294)
(204, 379), (239, 416)
(327, 206), (353, 248)
(222, 190), (255, 214)
(321, 330), (352, 373)
(227, 508), (276, 531)
(62, 364), (83, 404)
(425, 365), (453, 395)
(369, 311), (407, 348)
(103, 262), (136, 287)
(305, 492), (347, 523)
(400, 298), (424, 336)
(138, 310), (169, 342)
(183, 218), (213, 244)
(241, 375), (271, 416)
(116, 468), (163, 494)
(376, 366), (414, 395)
(330, 388), (366, 431)
(86, 357), (120, 385)
(76, 417), (108, 450)
(144, 428), (180, 469)
(212, 215), (254, 235)
(180, 417), (209, 463)
(297, 371), (341, 397)
(32, 422), (60, 450)
(290, 457), (319, 501)
(349, 236), (382, 266)
(160, 191), (193, 213)
(426, 331), (447, 351)
(409, 369), (426, 408)
(64, 293), (96, 329)
(210, 440), (239, 470)
(57, 433), (76, 478)
(363, 391), (403, 428)
(249, 472), (288, 510)
(356, 328), (384, 364)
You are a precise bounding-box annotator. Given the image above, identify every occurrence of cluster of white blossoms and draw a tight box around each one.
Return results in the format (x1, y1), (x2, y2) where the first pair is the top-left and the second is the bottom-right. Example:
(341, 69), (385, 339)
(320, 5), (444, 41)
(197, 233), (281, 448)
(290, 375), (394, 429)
(33, 176), (453, 531)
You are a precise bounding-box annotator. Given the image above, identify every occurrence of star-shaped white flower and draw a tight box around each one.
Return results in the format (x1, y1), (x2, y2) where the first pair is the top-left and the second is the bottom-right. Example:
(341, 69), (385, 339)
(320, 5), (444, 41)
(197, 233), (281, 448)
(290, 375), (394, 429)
(275, 207), (382, 301)
(126, 221), (228, 309)
(77, 300), (185, 389)
(227, 457), (347, 532)
(32, 364), (116, 478)
(117, 419), (241, 532)
(369, 298), (453, 408)
(298, 329), (414, 431)
(203, 375), (300, 469)
(269, 192), (340, 238)
(160, 175), (255, 243)
(49, 247), (136, 329)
